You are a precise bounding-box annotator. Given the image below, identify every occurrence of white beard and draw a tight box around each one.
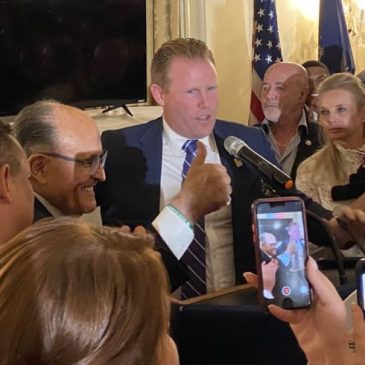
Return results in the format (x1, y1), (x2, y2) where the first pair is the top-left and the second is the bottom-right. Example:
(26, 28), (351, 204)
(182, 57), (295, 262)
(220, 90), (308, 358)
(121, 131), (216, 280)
(263, 107), (281, 123)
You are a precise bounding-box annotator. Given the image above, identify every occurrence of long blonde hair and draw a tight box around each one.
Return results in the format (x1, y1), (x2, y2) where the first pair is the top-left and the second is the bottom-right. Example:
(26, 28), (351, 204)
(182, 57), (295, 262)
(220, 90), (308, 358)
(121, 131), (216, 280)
(0, 217), (170, 365)
(311, 73), (365, 184)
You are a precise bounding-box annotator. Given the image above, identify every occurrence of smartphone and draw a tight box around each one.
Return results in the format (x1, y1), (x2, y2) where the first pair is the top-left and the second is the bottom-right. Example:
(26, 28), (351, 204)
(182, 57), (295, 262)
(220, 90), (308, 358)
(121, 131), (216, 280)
(252, 197), (312, 309)
(355, 258), (365, 316)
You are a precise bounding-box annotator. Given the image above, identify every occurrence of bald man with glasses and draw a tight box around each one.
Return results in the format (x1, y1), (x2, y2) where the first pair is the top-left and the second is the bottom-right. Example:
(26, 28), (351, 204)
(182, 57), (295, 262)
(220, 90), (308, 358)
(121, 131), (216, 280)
(13, 100), (107, 220)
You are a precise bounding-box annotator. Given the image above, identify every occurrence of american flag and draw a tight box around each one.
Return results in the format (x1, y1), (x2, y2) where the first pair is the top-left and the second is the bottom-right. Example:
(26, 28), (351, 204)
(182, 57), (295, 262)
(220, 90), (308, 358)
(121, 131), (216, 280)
(249, 0), (282, 125)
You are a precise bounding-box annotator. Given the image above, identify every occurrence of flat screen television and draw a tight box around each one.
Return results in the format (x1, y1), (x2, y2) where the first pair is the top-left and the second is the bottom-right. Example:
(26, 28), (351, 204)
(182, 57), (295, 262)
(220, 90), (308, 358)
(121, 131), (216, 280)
(0, 0), (147, 116)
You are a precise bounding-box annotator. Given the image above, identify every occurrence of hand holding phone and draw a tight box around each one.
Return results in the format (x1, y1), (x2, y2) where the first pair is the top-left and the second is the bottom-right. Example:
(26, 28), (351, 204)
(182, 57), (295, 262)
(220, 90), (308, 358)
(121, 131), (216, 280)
(252, 197), (312, 309)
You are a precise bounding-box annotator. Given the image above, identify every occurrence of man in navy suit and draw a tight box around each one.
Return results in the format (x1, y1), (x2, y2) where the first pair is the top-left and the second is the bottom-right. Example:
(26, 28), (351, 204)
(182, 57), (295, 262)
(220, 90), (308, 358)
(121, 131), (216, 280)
(13, 100), (107, 222)
(96, 38), (365, 295)
(96, 38), (278, 294)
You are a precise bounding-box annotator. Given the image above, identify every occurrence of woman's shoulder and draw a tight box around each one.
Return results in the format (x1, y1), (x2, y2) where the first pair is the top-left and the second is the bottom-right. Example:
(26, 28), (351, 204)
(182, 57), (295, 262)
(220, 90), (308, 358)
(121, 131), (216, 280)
(296, 152), (320, 176)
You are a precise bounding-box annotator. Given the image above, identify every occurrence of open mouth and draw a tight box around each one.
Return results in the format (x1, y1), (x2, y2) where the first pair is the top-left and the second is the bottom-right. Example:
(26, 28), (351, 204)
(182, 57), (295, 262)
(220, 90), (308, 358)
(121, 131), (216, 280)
(197, 114), (211, 121)
(327, 128), (343, 133)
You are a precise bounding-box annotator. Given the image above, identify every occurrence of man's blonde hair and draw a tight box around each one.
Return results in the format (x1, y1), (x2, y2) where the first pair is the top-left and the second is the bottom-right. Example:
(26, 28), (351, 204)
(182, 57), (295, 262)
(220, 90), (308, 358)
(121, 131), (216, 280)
(151, 37), (215, 90)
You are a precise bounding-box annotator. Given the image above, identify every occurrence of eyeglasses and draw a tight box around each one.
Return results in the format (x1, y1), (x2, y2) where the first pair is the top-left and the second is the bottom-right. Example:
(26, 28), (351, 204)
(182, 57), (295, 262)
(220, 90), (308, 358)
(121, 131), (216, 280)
(38, 150), (108, 175)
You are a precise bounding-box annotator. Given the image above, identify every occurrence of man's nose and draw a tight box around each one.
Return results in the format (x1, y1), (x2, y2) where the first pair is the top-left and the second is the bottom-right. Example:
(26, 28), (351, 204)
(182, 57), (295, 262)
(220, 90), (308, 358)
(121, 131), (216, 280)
(266, 87), (278, 99)
(92, 163), (106, 181)
(198, 91), (209, 108)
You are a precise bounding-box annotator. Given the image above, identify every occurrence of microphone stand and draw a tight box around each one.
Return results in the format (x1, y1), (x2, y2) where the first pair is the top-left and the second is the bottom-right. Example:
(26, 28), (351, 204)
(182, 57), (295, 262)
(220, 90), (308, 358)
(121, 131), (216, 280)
(258, 177), (348, 286)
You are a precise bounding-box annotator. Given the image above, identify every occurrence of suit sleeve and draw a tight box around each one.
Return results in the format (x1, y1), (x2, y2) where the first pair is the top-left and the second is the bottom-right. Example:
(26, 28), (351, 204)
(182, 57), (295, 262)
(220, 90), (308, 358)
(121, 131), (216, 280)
(149, 227), (190, 292)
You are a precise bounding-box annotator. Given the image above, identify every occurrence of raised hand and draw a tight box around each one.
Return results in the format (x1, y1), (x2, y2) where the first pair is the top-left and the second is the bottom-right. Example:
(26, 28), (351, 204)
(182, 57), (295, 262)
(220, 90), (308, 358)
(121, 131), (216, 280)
(244, 258), (349, 365)
(170, 142), (232, 223)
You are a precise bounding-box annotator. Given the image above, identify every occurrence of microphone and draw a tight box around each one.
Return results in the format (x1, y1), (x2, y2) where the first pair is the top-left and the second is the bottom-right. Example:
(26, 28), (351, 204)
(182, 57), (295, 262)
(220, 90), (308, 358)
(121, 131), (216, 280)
(224, 136), (294, 190)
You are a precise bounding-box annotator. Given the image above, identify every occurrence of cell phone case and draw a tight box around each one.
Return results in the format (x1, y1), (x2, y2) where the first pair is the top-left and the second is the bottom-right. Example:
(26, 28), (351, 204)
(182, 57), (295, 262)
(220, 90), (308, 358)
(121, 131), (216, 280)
(251, 197), (312, 309)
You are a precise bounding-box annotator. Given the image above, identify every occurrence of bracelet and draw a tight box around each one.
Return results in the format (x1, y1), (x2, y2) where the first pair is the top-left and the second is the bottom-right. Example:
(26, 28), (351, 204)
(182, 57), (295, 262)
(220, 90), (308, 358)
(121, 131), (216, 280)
(167, 204), (194, 231)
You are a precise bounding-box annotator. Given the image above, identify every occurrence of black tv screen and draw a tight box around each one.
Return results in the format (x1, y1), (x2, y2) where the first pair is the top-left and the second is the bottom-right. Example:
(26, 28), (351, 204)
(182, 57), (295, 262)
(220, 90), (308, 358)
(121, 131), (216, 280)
(0, 0), (147, 115)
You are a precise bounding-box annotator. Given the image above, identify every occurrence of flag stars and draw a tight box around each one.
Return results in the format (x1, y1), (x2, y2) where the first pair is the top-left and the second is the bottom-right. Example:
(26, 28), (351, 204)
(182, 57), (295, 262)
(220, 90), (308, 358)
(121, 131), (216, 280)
(251, 0), (282, 123)
(265, 55), (273, 63)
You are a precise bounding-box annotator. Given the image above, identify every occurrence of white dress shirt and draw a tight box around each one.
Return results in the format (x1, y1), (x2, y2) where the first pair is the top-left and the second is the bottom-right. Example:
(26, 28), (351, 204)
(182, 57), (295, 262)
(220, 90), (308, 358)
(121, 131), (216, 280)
(152, 120), (235, 292)
(261, 111), (308, 176)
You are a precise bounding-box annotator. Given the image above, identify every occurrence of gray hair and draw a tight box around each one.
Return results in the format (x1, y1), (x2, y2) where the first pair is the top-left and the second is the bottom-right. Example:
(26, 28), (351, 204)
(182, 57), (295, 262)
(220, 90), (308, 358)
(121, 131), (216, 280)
(0, 120), (22, 175)
(259, 232), (276, 248)
(13, 100), (60, 156)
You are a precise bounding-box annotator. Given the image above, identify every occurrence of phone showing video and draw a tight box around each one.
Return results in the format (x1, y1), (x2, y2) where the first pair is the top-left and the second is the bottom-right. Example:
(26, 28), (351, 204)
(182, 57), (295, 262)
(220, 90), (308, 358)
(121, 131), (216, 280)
(355, 258), (365, 316)
(252, 197), (312, 309)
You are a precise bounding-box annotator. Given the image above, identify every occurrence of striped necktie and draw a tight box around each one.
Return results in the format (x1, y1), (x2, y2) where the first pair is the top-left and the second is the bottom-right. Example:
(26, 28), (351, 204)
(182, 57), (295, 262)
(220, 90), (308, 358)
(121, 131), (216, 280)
(181, 139), (207, 298)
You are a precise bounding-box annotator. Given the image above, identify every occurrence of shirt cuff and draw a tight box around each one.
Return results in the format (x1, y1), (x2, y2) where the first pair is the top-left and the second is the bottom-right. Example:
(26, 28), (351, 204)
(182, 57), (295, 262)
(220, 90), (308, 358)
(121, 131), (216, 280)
(152, 206), (194, 259)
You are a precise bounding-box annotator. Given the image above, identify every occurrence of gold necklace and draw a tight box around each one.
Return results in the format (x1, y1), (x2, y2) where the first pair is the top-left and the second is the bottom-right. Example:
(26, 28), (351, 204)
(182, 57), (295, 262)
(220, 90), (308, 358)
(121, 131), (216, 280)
(274, 139), (288, 155)
(276, 141), (287, 149)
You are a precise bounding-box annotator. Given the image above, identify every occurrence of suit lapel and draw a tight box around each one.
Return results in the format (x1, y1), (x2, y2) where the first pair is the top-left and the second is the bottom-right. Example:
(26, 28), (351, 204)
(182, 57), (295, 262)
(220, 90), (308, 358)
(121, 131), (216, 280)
(213, 126), (256, 195)
(33, 197), (53, 222)
(213, 124), (265, 212)
(139, 118), (163, 187)
(214, 132), (237, 180)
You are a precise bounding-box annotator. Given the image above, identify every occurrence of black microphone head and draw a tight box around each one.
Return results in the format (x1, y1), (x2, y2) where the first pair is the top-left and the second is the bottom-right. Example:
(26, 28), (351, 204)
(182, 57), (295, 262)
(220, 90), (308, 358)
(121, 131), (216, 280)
(224, 136), (247, 157)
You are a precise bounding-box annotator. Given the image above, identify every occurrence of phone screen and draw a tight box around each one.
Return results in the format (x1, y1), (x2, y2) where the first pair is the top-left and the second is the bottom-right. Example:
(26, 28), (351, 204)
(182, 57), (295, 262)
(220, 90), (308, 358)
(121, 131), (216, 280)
(253, 198), (311, 309)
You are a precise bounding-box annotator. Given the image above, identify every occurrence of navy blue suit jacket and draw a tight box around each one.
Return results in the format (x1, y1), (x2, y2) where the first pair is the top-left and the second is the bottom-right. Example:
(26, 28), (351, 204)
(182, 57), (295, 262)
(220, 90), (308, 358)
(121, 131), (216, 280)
(96, 117), (278, 287)
(33, 197), (53, 222)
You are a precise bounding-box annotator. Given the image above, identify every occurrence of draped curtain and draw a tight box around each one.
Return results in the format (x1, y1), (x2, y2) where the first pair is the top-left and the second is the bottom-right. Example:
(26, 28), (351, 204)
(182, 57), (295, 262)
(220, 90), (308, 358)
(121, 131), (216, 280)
(145, 0), (180, 103)
(151, 0), (180, 53)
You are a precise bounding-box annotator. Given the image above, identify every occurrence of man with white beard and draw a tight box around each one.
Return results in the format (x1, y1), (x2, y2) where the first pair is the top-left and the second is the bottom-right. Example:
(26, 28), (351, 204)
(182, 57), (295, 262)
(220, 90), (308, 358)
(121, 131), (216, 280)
(257, 62), (322, 179)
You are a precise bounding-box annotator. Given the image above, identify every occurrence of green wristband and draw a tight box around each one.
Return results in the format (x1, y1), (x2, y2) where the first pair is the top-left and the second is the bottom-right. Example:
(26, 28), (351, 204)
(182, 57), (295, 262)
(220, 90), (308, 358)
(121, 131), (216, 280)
(167, 204), (194, 231)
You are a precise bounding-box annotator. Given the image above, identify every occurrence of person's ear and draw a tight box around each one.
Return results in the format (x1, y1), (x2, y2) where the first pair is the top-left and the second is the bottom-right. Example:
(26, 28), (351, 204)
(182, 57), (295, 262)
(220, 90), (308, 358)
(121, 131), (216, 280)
(0, 164), (12, 203)
(28, 154), (49, 184)
(150, 83), (166, 106)
(360, 106), (365, 125)
(299, 86), (309, 104)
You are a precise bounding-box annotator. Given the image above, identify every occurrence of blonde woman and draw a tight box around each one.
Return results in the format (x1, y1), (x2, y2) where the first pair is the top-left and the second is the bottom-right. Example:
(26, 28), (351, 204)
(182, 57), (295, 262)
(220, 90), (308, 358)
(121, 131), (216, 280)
(0, 217), (178, 365)
(296, 73), (365, 255)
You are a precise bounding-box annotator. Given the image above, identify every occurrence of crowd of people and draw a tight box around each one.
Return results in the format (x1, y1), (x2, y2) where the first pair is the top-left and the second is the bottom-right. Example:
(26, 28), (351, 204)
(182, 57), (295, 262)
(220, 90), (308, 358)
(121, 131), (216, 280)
(1, 36), (365, 363)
